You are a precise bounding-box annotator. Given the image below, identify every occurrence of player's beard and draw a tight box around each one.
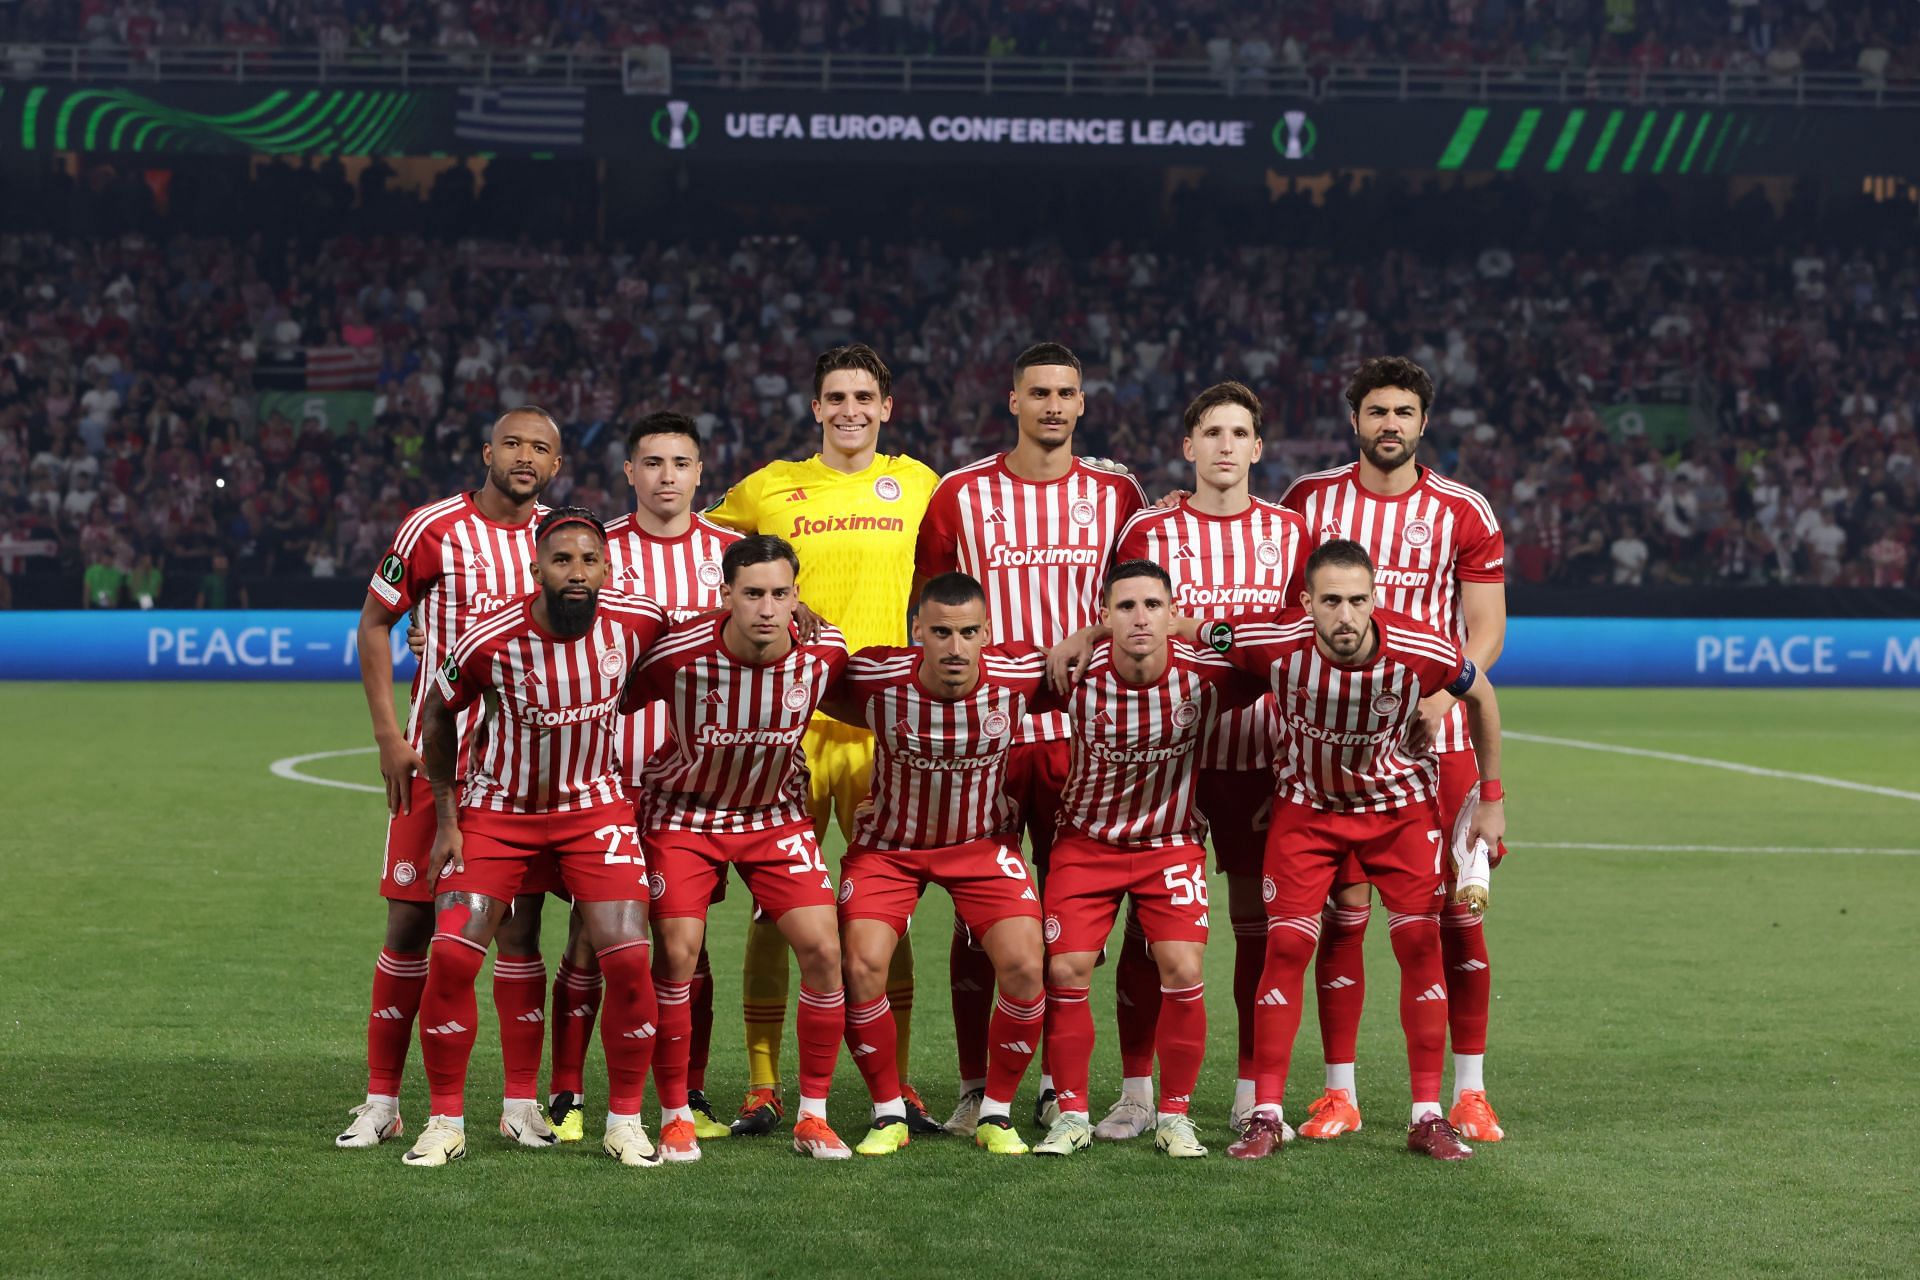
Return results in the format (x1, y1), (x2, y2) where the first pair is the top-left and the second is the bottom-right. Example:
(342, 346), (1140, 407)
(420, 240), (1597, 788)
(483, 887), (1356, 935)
(489, 461), (546, 502)
(546, 587), (600, 637)
(1359, 431), (1419, 473)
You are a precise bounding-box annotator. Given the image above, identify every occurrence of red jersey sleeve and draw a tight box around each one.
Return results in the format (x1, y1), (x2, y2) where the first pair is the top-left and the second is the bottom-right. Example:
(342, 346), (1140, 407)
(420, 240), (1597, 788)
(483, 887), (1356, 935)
(1455, 500), (1507, 584)
(1186, 643), (1270, 711)
(601, 591), (669, 657)
(1202, 613), (1303, 675)
(914, 477), (962, 582)
(619, 623), (687, 714)
(1114, 509), (1151, 564)
(368, 521), (439, 614)
(434, 631), (491, 714)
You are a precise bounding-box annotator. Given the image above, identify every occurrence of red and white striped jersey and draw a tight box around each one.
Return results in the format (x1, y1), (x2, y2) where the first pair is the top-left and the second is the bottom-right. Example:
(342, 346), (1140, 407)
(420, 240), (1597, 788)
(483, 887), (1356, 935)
(1280, 463), (1503, 753)
(1211, 608), (1466, 814)
(1056, 640), (1263, 849)
(604, 512), (742, 785)
(624, 615), (850, 834)
(1117, 497), (1310, 771)
(367, 492), (545, 767)
(435, 591), (668, 815)
(832, 643), (1050, 851)
(916, 454), (1146, 746)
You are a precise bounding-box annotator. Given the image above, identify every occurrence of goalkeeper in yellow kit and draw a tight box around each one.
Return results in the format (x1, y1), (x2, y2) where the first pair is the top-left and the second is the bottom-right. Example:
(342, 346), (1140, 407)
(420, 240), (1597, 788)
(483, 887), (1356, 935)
(705, 343), (943, 1137)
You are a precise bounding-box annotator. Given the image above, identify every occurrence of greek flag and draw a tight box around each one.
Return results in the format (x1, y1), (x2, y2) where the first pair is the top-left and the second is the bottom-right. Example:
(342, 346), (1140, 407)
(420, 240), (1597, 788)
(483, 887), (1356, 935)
(453, 87), (586, 147)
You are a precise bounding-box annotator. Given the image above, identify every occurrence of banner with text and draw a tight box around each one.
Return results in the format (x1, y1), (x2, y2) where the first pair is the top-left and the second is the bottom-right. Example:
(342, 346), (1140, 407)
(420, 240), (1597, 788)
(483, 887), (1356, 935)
(3, 612), (1916, 686)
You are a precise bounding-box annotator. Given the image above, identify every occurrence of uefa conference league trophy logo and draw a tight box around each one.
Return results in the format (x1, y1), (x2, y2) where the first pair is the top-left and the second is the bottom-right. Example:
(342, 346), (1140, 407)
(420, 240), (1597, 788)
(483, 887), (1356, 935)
(651, 100), (700, 150)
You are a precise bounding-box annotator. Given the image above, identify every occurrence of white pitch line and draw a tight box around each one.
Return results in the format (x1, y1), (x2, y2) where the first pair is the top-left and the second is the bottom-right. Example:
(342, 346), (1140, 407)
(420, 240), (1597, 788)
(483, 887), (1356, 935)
(1516, 841), (1920, 857)
(269, 746), (382, 795)
(1507, 731), (1920, 804)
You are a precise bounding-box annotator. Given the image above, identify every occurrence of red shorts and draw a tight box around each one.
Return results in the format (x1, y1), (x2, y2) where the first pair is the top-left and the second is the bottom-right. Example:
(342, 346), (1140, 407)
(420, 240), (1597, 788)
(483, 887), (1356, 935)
(438, 803), (649, 904)
(1004, 739), (1070, 866)
(380, 775), (439, 902)
(1264, 797), (1446, 917)
(1197, 767), (1274, 878)
(839, 838), (1041, 938)
(1042, 829), (1213, 955)
(630, 798), (730, 905)
(645, 820), (834, 922)
(1326, 753), (1477, 887)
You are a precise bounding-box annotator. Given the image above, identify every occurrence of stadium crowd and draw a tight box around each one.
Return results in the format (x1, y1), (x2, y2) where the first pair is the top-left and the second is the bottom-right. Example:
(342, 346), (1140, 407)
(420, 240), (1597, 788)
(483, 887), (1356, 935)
(3, 172), (1918, 607)
(2, 1), (1916, 79)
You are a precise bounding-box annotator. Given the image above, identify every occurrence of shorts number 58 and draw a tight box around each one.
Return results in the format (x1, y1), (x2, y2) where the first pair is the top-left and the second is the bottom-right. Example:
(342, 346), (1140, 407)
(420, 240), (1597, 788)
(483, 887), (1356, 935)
(1162, 862), (1209, 907)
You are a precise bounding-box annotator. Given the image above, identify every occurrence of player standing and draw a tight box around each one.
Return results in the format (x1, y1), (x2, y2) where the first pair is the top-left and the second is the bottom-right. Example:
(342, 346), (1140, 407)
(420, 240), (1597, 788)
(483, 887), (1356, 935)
(822, 573), (1051, 1156)
(1193, 540), (1504, 1163)
(705, 346), (942, 1137)
(1280, 357), (1509, 1142)
(1098, 381), (1310, 1138)
(401, 508), (669, 1167)
(915, 341), (1147, 1133)
(1028, 560), (1263, 1160)
(624, 535), (856, 1162)
(543, 412), (742, 1143)
(337, 407), (563, 1150)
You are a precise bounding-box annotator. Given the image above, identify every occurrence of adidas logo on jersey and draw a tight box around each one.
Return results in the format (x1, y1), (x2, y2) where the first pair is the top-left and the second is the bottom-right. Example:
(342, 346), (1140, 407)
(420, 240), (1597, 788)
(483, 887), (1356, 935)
(787, 488), (808, 502)
(515, 1009), (544, 1024)
(1453, 959), (1489, 972)
(1171, 544), (1196, 560)
(1092, 710), (1116, 729)
(520, 669), (543, 687)
(424, 1021), (469, 1035)
(1257, 989), (1288, 1007)
(984, 506), (1007, 523)
(1321, 975), (1356, 990)
(701, 688), (726, 705)
(1414, 984), (1448, 1002)
(622, 1022), (658, 1039)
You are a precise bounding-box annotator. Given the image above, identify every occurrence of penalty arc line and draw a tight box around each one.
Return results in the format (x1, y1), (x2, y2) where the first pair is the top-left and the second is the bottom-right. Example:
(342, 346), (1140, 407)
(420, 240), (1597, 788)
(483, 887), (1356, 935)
(1506, 731), (1920, 804)
(269, 746), (383, 795)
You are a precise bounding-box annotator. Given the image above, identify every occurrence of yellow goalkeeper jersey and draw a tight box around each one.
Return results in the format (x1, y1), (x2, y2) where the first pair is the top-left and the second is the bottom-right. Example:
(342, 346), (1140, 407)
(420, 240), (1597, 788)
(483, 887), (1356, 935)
(707, 452), (939, 652)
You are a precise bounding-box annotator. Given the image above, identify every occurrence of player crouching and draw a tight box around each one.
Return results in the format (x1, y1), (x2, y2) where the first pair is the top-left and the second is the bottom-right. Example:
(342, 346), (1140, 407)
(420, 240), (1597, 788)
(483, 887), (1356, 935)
(403, 509), (670, 1168)
(822, 574), (1053, 1155)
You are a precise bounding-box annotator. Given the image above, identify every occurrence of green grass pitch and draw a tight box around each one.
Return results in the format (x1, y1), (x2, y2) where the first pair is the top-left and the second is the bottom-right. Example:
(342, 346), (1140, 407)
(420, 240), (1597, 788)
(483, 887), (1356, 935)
(2, 684), (1915, 1278)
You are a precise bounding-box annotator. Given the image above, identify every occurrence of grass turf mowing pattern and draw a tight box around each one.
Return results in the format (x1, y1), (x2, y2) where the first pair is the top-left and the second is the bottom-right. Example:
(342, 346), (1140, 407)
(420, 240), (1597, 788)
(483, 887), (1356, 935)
(2, 684), (1915, 1279)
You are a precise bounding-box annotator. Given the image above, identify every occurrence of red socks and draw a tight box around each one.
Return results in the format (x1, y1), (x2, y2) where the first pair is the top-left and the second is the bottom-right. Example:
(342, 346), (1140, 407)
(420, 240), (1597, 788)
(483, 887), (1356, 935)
(984, 992), (1046, 1104)
(491, 954), (546, 1100)
(845, 995), (901, 1104)
(1113, 916), (1160, 1080)
(1315, 901), (1370, 1070)
(1043, 984), (1094, 1114)
(795, 985), (845, 1101)
(419, 934), (487, 1117)
(1441, 904), (1491, 1054)
(688, 947), (714, 1093)
(547, 959), (603, 1099)
(366, 948), (427, 1096)
(1252, 916), (1319, 1109)
(1388, 911), (1447, 1103)
(949, 925), (996, 1084)
(1155, 982), (1207, 1114)
(595, 941), (658, 1116)
(653, 976), (693, 1111)
(1230, 918), (1265, 1079)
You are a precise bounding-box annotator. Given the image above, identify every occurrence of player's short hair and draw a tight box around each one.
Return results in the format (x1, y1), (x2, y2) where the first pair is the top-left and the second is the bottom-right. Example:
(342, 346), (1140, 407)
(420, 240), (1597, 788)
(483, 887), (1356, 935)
(1344, 356), (1435, 416)
(1014, 341), (1082, 382)
(1305, 538), (1375, 588)
(1104, 558), (1173, 601)
(918, 572), (987, 611)
(722, 533), (801, 585)
(627, 410), (701, 456)
(536, 505), (607, 547)
(495, 405), (562, 439)
(1182, 380), (1263, 436)
(813, 343), (892, 400)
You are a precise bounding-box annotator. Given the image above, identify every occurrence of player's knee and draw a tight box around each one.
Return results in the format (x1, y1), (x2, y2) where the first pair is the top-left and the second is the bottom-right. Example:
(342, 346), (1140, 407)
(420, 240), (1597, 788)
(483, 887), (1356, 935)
(1154, 949), (1205, 991)
(790, 934), (842, 987)
(652, 923), (703, 978)
(1046, 953), (1093, 990)
(842, 944), (891, 999)
(384, 899), (434, 952)
(1332, 882), (1372, 909)
(495, 895), (544, 953)
(995, 951), (1044, 1003)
